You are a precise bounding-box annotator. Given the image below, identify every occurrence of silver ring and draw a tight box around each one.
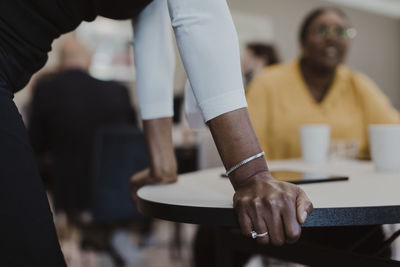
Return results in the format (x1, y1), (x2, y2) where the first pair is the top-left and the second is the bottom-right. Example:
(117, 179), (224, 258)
(250, 230), (268, 239)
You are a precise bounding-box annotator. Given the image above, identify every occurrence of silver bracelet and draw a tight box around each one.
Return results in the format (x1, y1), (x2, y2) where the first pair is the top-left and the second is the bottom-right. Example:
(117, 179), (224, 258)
(226, 152), (265, 176)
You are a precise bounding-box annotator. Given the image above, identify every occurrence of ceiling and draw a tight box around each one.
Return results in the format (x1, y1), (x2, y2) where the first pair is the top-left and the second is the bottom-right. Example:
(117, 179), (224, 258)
(322, 0), (400, 19)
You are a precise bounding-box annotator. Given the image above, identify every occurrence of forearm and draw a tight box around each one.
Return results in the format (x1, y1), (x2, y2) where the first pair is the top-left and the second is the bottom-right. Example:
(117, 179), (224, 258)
(131, 0), (313, 245)
(207, 108), (270, 190)
(129, 117), (177, 202)
(143, 117), (177, 179)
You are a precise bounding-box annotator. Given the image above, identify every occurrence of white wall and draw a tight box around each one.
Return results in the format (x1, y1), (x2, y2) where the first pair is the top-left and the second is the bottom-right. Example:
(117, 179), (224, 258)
(227, 0), (400, 108)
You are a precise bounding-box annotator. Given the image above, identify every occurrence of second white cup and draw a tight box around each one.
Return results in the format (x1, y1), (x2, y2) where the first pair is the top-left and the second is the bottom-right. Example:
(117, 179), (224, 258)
(300, 124), (331, 164)
(369, 124), (400, 172)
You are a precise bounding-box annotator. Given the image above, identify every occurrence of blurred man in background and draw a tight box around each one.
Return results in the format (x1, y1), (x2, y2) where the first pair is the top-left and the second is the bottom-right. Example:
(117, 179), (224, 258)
(28, 38), (137, 221)
(28, 38), (140, 266)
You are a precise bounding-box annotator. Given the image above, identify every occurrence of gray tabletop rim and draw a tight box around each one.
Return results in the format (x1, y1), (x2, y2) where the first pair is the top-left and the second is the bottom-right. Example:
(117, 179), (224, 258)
(137, 159), (400, 227)
(137, 195), (400, 227)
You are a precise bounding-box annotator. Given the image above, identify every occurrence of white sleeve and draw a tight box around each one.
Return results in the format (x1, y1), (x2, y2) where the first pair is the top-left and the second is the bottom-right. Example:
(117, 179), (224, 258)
(133, 0), (175, 120)
(184, 80), (206, 129)
(168, 0), (247, 122)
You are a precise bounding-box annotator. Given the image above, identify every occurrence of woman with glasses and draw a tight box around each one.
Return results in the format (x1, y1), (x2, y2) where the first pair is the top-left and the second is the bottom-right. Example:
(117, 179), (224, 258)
(0, 0), (313, 265)
(246, 7), (399, 257)
(247, 7), (399, 161)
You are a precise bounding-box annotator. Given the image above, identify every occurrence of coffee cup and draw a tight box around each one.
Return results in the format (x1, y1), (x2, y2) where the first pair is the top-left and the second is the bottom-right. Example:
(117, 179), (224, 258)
(369, 124), (400, 172)
(299, 124), (331, 164)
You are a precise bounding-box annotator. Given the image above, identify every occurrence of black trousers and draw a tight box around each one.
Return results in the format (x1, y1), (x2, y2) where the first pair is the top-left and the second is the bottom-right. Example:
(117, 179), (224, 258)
(0, 79), (66, 266)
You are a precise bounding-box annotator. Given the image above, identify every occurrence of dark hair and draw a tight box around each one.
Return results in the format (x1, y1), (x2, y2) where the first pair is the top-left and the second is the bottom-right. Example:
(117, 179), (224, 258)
(299, 7), (349, 45)
(246, 43), (280, 66)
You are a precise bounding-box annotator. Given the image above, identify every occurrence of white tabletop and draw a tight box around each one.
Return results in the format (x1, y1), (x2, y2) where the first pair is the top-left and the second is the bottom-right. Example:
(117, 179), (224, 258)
(137, 159), (400, 227)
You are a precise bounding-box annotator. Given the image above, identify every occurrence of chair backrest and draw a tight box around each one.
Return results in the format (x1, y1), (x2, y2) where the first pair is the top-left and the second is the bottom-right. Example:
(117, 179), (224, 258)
(91, 125), (149, 224)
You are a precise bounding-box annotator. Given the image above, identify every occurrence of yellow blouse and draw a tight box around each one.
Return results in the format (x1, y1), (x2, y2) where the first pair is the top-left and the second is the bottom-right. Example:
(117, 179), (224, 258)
(246, 60), (400, 160)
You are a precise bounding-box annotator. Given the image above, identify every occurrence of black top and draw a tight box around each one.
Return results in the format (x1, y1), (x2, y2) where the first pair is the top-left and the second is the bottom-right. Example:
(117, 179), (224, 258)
(0, 0), (151, 92)
(28, 69), (138, 212)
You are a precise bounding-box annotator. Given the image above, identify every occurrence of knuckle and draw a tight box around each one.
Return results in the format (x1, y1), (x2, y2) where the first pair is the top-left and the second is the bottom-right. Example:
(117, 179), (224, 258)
(264, 193), (294, 207)
(279, 197), (293, 210)
(263, 198), (277, 208)
(250, 197), (262, 209)
(265, 198), (286, 210)
(282, 195), (294, 204)
(234, 195), (250, 207)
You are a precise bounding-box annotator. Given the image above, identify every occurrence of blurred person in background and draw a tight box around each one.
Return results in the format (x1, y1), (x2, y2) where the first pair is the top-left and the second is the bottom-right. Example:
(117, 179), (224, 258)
(0, 0), (313, 265)
(29, 38), (148, 266)
(246, 7), (399, 259)
(29, 38), (138, 219)
(247, 7), (399, 161)
(242, 42), (280, 87)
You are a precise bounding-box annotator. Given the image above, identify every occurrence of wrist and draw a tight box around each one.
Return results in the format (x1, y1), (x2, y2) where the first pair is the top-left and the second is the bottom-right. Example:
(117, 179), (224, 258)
(226, 152), (265, 176)
(150, 158), (177, 180)
(230, 167), (273, 191)
(143, 117), (177, 182)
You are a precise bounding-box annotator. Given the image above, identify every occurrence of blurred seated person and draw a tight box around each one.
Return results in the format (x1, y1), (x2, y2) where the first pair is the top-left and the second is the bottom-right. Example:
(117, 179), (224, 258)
(28, 38), (138, 219)
(246, 7), (399, 258)
(247, 8), (399, 161)
(241, 42), (280, 87)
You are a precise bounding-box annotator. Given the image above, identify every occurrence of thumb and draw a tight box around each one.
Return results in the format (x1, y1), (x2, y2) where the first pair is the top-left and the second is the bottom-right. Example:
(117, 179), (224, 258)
(296, 189), (313, 224)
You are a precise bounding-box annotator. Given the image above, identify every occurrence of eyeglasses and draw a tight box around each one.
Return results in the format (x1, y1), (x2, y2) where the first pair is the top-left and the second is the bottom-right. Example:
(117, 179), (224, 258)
(310, 25), (357, 40)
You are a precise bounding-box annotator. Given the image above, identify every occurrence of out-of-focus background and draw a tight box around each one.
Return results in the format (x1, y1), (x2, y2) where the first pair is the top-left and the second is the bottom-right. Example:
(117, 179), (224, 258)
(15, 0), (400, 117)
(15, 0), (400, 266)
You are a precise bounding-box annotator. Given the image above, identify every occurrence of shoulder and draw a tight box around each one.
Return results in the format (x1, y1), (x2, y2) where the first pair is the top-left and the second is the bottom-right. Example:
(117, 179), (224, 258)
(338, 65), (375, 86)
(338, 65), (381, 95)
(338, 66), (397, 113)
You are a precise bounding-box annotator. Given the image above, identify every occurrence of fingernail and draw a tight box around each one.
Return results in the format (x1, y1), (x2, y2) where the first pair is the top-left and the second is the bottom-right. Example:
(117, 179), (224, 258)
(301, 211), (307, 223)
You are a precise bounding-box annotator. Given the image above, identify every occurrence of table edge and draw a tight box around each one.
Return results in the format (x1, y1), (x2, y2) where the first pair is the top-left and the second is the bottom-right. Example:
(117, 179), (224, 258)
(137, 196), (400, 227)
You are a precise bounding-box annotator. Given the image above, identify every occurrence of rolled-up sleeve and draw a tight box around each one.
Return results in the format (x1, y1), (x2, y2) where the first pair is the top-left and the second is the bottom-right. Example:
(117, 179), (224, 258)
(133, 0), (176, 120)
(167, 0), (247, 122)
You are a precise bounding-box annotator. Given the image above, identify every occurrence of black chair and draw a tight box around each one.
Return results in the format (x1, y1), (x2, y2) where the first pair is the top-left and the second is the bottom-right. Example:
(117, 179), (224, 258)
(91, 124), (149, 223)
(80, 125), (150, 266)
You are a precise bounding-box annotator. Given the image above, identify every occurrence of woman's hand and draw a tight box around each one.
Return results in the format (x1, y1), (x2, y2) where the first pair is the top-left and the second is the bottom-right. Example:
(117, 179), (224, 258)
(233, 171), (313, 246)
(130, 168), (177, 203)
(207, 109), (313, 245)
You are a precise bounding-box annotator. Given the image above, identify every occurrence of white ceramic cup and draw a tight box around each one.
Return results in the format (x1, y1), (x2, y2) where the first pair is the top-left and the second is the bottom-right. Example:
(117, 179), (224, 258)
(299, 124), (331, 164)
(368, 124), (400, 172)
